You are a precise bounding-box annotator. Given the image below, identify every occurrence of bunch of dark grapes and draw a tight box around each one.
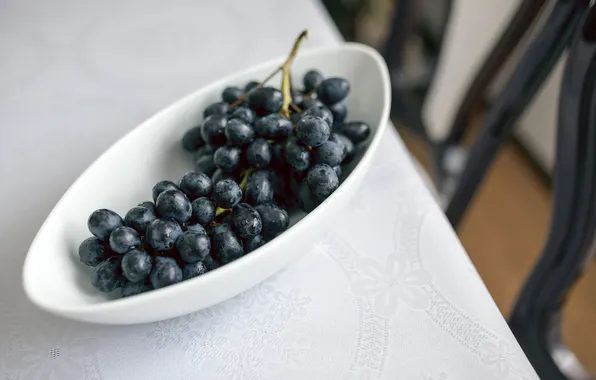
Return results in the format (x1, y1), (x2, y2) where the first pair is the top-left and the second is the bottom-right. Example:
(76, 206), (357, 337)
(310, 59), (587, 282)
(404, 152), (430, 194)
(77, 30), (370, 298)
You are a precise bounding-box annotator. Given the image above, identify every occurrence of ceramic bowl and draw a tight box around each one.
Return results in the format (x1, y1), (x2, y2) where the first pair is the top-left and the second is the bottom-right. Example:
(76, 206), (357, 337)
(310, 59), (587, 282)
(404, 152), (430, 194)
(23, 42), (390, 324)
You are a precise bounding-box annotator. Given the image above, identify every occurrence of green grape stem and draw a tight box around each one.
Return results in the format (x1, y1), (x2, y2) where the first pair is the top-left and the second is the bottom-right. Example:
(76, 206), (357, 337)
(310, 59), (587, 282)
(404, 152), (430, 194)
(229, 30), (310, 114)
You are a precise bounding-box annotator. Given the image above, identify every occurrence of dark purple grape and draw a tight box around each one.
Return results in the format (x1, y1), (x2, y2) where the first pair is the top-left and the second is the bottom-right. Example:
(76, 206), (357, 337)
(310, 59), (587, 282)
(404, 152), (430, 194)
(88, 209), (123, 241)
(307, 164), (339, 199)
(231, 203), (262, 238)
(296, 116), (330, 147)
(225, 118), (255, 146)
(254, 203), (289, 239)
(245, 138), (272, 169)
(203, 102), (229, 118)
(248, 87), (283, 116)
(222, 86), (243, 104)
(316, 78), (350, 105)
(191, 197), (216, 226)
(303, 70), (323, 92)
(201, 115), (227, 146)
(313, 140), (343, 167)
(214, 146), (242, 173)
(284, 136), (311, 172)
(179, 171), (213, 200)
(181, 126), (204, 152)
(334, 121), (370, 144)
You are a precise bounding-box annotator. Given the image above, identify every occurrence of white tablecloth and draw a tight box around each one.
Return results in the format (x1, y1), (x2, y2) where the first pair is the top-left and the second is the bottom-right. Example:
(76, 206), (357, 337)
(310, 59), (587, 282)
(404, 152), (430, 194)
(0, 1), (538, 379)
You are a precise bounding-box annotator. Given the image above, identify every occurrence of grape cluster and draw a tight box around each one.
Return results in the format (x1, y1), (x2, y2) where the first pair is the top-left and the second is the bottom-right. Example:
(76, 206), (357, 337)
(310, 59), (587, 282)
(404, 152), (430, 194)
(77, 31), (371, 298)
(187, 70), (370, 214)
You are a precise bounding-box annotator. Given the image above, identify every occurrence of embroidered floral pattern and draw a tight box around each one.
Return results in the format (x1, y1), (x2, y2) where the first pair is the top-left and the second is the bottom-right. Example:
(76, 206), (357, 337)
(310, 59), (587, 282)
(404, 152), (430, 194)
(352, 254), (431, 316)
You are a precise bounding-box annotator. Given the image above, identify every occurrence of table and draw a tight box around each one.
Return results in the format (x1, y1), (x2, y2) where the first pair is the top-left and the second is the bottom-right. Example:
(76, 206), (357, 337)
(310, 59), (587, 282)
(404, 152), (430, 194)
(0, 1), (538, 378)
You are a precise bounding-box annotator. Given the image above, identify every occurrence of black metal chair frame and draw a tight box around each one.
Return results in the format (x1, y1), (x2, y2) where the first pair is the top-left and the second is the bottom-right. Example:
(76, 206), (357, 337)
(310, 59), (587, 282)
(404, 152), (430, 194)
(382, 1), (595, 379)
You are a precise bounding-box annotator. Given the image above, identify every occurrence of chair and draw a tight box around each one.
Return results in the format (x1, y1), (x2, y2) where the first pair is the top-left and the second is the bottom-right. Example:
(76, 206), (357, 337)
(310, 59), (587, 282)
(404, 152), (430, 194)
(382, 1), (594, 378)
(509, 8), (596, 378)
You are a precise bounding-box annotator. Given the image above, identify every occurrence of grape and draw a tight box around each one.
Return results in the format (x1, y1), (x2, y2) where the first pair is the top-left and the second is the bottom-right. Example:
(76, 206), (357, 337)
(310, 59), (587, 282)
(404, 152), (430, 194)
(254, 203), (289, 238)
(176, 231), (211, 263)
(185, 223), (207, 234)
(303, 69), (323, 92)
(203, 102), (229, 118)
(245, 80), (259, 92)
(88, 209), (123, 240)
(155, 190), (192, 223)
(284, 136), (311, 172)
(193, 146), (216, 175)
(146, 218), (183, 251)
(210, 224), (244, 264)
(245, 235), (267, 253)
(211, 169), (236, 186)
(124, 206), (156, 235)
(201, 115), (228, 146)
(91, 256), (124, 292)
(121, 248), (152, 283)
(313, 140), (343, 166)
(307, 164), (339, 199)
(254, 114), (292, 139)
(334, 121), (370, 144)
(316, 78), (350, 105)
(244, 170), (274, 205)
(245, 138), (272, 169)
(150, 256), (183, 289)
(181, 126), (204, 152)
(137, 201), (156, 213)
(231, 203), (262, 238)
(248, 87), (283, 115)
(195, 154), (216, 176)
(225, 118), (255, 145)
(183, 261), (208, 280)
(202, 255), (221, 270)
(222, 86), (243, 104)
(191, 197), (216, 226)
(214, 146), (242, 172)
(332, 165), (342, 177)
(109, 226), (141, 254)
(292, 91), (304, 107)
(302, 98), (324, 110)
(300, 105), (333, 127)
(230, 106), (256, 125)
(78, 237), (107, 267)
(298, 180), (320, 212)
(270, 143), (286, 171)
(152, 180), (180, 203)
(328, 133), (354, 162)
(328, 102), (347, 123)
(213, 179), (242, 208)
(179, 171), (213, 200)
(296, 116), (330, 147)
(121, 280), (152, 297)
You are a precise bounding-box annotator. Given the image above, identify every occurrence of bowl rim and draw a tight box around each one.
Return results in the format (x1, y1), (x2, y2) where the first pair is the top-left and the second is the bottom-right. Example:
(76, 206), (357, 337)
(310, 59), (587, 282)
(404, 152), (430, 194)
(22, 41), (391, 319)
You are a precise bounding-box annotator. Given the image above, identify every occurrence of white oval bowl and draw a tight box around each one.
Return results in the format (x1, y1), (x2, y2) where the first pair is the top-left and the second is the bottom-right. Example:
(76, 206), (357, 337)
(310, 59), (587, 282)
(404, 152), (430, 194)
(23, 42), (390, 325)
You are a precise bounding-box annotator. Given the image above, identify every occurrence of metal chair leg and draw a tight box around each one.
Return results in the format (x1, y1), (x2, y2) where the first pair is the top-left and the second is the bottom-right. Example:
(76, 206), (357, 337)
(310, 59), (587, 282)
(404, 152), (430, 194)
(509, 7), (596, 378)
(444, 0), (587, 227)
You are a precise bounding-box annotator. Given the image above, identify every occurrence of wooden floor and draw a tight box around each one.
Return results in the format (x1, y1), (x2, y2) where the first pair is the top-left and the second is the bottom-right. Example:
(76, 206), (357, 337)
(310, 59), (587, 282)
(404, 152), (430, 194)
(399, 127), (596, 375)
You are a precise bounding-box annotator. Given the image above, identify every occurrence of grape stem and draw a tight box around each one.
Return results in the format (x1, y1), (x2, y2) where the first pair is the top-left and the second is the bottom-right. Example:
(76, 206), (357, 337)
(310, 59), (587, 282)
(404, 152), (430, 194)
(229, 30), (310, 113)
(279, 30), (309, 117)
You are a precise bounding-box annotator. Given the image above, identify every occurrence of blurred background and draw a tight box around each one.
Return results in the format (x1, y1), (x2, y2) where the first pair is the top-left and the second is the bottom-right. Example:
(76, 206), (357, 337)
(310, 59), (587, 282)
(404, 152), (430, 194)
(320, 0), (595, 375)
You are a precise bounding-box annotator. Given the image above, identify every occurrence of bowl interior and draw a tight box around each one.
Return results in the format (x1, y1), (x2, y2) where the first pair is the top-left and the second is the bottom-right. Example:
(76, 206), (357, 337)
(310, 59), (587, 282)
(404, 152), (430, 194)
(24, 43), (389, 311)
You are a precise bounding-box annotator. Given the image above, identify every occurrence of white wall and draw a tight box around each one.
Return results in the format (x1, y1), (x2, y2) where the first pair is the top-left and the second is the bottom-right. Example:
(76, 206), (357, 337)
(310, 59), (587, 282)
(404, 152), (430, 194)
(423, 0), (560, 174)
